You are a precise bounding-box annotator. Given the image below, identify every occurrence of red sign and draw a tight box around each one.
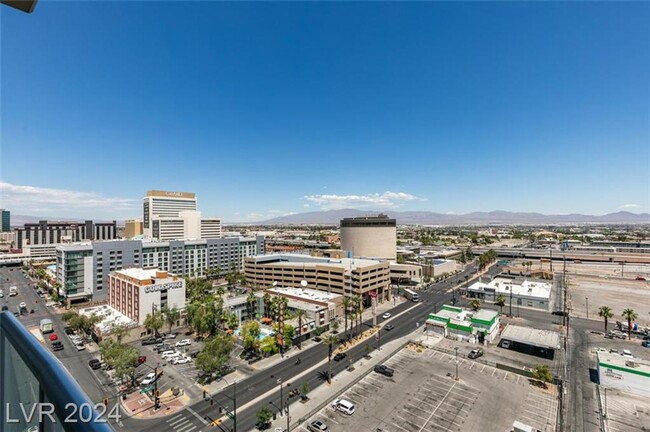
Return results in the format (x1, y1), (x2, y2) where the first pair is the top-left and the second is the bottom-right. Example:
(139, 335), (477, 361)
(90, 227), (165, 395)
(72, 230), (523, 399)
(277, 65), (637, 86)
(368, 290), (378, 298)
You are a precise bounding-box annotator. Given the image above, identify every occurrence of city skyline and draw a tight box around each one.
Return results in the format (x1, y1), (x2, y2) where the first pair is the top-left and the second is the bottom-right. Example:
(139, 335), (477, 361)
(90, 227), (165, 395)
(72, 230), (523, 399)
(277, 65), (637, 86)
(2, 2), (649, 221)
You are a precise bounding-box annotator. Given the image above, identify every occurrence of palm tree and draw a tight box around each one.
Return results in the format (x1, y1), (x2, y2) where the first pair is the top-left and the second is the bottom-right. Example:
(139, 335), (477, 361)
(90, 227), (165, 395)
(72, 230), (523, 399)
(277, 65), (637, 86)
(262, 293), (272, 318)
(294, 309), (308, 349)
(495, 295), (506, 314)
(322, 334), (339, 383)
(246, 291), (257, 319)
(598, 306), (613, 333)
(621, 308), (639, 340)
(353, 296), (363, 336)
(470, 299), (481, 311)
(341, 297), (353, 341)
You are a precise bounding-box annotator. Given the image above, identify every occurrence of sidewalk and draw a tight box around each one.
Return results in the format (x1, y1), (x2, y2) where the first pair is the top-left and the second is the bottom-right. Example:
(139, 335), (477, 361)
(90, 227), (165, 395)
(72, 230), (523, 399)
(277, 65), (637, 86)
(266, 328), (436, 432)
(121, 386), (191, 420)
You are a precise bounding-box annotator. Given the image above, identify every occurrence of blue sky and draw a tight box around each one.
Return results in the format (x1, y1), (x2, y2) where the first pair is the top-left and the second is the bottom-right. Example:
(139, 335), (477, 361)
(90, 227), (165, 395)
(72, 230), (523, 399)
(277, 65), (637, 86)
(1, 2), (648, 222)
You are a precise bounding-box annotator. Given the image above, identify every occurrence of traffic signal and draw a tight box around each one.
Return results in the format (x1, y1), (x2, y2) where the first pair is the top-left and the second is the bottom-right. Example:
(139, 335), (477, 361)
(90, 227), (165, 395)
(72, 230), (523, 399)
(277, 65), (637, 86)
(210, 399), (214, 406)
(203, 390), (207, 399)
(218, 406), (224, 414)
(155, 390), (160, 398)
(103, 398), (109, 406)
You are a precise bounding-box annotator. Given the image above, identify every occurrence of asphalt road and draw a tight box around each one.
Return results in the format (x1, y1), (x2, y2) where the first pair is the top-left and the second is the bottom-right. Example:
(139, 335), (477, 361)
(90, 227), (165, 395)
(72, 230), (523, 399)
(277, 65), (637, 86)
(128, 263), (501, 432)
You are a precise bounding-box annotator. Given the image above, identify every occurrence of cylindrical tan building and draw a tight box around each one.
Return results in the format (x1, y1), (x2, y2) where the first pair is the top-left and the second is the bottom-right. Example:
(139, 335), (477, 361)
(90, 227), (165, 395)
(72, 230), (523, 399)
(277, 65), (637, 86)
(340, 214), (397, 260)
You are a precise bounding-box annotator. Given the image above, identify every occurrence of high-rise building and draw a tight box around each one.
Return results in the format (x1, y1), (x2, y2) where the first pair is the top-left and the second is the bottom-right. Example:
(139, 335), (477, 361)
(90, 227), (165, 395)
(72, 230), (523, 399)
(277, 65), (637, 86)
(340, 213), (397, 260)
(0, 209), (10, 232)
(201, 217), (222, 239)
(124, 219), (143, 238)
(14, 220), (117, 249)
(143, 190), (197, 237)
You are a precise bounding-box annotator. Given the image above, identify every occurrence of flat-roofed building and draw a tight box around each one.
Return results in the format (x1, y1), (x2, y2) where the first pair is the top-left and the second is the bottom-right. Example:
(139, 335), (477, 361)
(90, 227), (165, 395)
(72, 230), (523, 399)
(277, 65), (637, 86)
(340, 214), (397, 260)
(244, 253), (391, 305)
(14, 220), (117, 249)
(108, 268), (185, 324)
(201, 217), (222, 239)
(143, 190), (197, 238)
(597, 351), (650, 396)
(124, 219), (143, 238)
(467, 276), (552, 311)
(425, 304), (501, 344)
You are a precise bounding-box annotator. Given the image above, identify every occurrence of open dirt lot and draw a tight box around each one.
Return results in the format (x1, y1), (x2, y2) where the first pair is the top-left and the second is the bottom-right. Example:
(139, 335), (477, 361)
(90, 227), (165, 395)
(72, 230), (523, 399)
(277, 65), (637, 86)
(603, 389), (650, 432)
(568, 276), (650, 325)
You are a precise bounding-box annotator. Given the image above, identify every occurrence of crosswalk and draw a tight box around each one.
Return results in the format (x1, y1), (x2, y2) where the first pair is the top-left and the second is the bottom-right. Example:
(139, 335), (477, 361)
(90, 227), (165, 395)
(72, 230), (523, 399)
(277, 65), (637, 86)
(165, 413), (199, 432)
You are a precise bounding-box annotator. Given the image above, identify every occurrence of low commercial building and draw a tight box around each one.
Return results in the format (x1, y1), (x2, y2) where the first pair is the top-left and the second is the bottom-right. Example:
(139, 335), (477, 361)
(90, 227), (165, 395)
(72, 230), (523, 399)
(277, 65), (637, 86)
(244, 253), (391, 306)
(500, 324), (561, 359)
(466, 276), (552, 311)
(78, 304), (138, 338)
(390, 263), (422, 284)
(14, 220), (117, 249)
(425, 305), (501, 344)
(597, 352), (650, 397)
(266, 286), (341, 331)
(108, 268), (185, 324)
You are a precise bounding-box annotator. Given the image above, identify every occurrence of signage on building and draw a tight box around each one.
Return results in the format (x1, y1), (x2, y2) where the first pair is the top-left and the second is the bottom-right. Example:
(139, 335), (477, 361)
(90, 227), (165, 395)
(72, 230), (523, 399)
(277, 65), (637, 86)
(144, 281), (183, 293)
(604, 369), (623, 380)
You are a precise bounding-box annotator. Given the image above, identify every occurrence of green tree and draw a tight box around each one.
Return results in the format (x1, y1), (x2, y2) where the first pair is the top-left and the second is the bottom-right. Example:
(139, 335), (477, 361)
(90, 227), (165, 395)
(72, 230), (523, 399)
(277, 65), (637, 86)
(322, 334), (339, 383)
(143, 311), (164, 337)
(598, 306), (614, 333)
(109, 324), (130, 344)
(262, 292), (272, 318)
(532, 364), (553, 389)
(330, 318), (340, 334)
(622, 308), (639, 340)
(99, 339), (139, 385)
(260, 335), (279, 356)
(294, 309), (308, 349)
(470, 299), (481, 311)
(195, 333), (235, 374)
(246, 291), (258, 318)
(495, 295), (506, 314)
(255, 407), (273, 429)
(241, 320), (262, 351)
(163, 306), (180, 334)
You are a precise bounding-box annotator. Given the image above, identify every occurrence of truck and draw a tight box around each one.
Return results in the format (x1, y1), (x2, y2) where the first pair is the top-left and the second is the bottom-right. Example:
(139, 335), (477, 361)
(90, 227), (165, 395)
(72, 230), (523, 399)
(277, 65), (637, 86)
(404, 288), (420, 302)
(9, 286), (17, 296)
(40, 318), (54, 334)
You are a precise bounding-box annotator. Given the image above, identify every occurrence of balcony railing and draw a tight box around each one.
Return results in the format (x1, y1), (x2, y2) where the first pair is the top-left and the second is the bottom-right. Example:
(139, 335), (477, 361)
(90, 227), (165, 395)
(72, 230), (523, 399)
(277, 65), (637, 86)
(0, 312), (115, 432)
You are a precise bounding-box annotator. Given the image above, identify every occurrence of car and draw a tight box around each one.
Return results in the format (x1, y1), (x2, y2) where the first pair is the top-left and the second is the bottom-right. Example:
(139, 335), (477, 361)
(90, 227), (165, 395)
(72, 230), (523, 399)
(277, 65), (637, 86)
(333, 353), (347, 361)
(307, 420), (328, 432)
(163, 333), (177, 339)
(161, 350), (180, 359)
(331, 398), (355, 415)
(49, 334), (58, 341)
(468, 348), (484, 359)
(175, 339), (191, 347)
(52, 341), (64, 351)
(153, 343), (170, 352)
(622, 349), (634, 359)
(609, 348), (619, 354)
(64, 326), (74, 335)
(137, 355), (147, 364)
(373, 364), (394, 377)
(172, 356), (191, 365)
(0, 290), (3, 298)
(19, 302), (27, 309)
(141, 338), (162, 346)
(501, 340), (511, 349)
(642, 341), (650, 348)
(596, 347), (607, 353)
(382, 313), (391, 319)
(384, 324), (394, 331)
(1, 305), (8, 311)
(552, 310), (568, 317)
(89, 359), (102, 369)
(75, 343), (86, 351)
(635, 276), (646, 281)
(140, 372), (158, 386)
(313, 336), (322, 342)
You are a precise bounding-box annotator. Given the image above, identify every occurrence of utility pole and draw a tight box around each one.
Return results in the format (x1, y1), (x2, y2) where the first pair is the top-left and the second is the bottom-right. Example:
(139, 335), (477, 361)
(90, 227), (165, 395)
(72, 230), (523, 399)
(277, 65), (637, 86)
(586, 297), (589, 319)
(563, 257), (567, 327)
(509, 287), (513, 317)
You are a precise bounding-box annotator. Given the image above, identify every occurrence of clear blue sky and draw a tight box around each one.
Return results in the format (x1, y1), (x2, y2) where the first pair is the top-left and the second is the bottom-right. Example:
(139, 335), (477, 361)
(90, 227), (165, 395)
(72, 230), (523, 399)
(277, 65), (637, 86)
(1, 2), (649, 222)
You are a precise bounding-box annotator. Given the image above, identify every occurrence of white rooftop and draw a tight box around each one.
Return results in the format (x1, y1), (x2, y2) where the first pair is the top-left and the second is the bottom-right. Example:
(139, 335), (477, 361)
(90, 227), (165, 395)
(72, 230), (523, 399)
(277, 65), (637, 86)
(597, 351), (650, 370)
(78, 305), (137, 334)
(468, 276), (552, 300)
(251, 253), (384, 270)
(114, 268), (174, 281)
(267, 286), (341, 302)
(501, 324), (561, 349)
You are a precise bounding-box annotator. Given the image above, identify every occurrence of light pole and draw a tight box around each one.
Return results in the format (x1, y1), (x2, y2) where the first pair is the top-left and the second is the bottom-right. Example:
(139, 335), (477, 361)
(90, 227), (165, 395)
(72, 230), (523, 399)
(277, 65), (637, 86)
(270, 376), (289, 416)
(140, 362), (161, 410)
(454, 347), (459, 381)
(586, 297), (589, 319)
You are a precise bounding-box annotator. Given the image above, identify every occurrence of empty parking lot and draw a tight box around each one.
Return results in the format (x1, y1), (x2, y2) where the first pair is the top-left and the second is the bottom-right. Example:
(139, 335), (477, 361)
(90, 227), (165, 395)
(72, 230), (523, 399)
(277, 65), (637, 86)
(298, 345), (558, 432)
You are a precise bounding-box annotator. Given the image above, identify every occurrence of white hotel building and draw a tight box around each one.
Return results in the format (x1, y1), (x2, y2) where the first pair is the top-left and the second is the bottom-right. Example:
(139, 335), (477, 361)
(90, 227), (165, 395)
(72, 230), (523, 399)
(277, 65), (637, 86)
(108, 268), (186, 324)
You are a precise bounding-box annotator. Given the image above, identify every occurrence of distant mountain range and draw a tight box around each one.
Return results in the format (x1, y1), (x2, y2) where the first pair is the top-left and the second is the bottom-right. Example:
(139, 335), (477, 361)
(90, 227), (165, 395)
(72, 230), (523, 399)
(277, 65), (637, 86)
(259, 209), (650, 225)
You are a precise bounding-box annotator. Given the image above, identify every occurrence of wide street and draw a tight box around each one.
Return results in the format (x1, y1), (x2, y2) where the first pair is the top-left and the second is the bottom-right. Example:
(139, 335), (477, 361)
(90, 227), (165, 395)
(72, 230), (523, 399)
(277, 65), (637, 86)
(127, 263), (503, 432)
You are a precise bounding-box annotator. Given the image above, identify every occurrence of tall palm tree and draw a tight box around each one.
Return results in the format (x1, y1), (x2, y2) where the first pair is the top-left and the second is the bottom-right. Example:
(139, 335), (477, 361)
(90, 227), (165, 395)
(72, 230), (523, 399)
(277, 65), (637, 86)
(495, 295), (506, 314)
(341, 297), (353, 341)
(354, 296), (363, 336)
(621, 308), (639, 340)
(322, 334), (339, 383)
(262, 293), (272, 318)
(246, 291), (257, 319)
(470, 299), (481, 311)
(598, 306), (613, 333)
(294, 309), (308, 349)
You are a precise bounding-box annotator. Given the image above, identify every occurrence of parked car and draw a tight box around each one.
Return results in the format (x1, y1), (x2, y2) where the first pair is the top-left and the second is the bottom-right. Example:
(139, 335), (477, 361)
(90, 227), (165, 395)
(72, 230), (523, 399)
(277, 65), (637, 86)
(501, 340), (511, 349)
(175, 339), (191, 347)
(142, 338), (162, 346)
(635, 276), (646, 281)
(384, 324), (394, 331)
(333, 353), (347, 362)
(307, 420), (328, 432)
(373, 364), (394, 377)
(331, 399), (355, 415)
(163, 333), (177, 339)
(52, 341), (64, 351)
(140, 372), (158, 386)
(1, 305), (8, 311)
(75, 343), (86, 351)
(642, 341), (650, 348)
(382, 313), (391, 319)
(49, 334), (58, 341)
(64, 326), (74, 335)
(137, 356), (147, 364)
(622, 349), (634, 359)
(172, 356), (192, 365)
(468, 348), (484, 359)
(313, 336), (322, 343)
(89, 359), (102, 369)
(552, 310), (568, 317)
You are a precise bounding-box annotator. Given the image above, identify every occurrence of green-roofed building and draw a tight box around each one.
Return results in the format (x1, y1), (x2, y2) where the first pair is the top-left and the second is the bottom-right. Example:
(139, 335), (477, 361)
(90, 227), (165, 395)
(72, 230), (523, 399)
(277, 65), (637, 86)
(425, 304), (500, 344)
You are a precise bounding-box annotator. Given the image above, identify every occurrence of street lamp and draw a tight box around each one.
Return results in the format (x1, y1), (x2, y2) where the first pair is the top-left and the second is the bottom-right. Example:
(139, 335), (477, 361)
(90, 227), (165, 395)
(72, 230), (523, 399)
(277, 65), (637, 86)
(269, 399), (291, 432)
(270, 376), (290, 416)
(454, 347), (459, 381)
(586, 297), (589, 319)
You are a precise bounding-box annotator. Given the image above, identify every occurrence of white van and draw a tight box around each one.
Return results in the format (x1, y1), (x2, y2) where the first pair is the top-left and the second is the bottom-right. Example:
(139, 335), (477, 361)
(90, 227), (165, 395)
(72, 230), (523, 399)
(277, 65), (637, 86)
(331, 399), (355, 415)
(160, 350), (176, 359)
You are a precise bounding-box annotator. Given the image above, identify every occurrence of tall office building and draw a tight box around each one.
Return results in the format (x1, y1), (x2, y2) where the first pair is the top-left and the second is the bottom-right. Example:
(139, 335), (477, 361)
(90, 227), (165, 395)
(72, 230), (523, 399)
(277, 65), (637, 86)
(1, 209), (10, 232)
(340, 214), (397, 260)
(143, 190), (197, 237)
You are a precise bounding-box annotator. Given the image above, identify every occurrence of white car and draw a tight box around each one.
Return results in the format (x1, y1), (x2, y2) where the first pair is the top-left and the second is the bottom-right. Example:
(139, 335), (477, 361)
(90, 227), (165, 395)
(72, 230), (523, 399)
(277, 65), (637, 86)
(331, 399), (355, 415)
(382, 313), (391, 319)
(19, 302), (27, 309)
(172, 356), (191, 365)
(175, 339), (191, 347)
(0, 290), (3, 298)
(140, 372), (157, 386)
(75, 343), (86, 351)
(164, 333), (177, 339)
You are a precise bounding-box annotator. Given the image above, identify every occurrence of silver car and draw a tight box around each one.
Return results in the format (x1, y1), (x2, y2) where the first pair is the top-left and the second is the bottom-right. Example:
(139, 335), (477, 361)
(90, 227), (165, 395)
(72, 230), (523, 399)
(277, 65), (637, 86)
(307, 420), (328, 432)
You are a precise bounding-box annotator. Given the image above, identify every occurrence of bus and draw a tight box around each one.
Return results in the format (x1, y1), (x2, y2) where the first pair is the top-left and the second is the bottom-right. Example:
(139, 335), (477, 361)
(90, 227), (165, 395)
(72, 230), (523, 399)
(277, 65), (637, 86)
(404, 289), (419, 302)
(40, 318), (54, 334)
